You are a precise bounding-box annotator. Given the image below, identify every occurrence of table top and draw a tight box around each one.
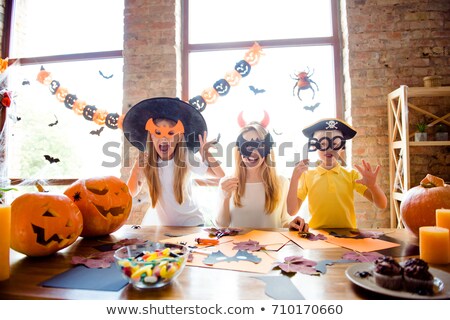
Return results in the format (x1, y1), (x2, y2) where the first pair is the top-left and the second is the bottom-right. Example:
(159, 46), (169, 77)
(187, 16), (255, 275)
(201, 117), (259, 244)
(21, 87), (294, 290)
(1, 225), (449, 300)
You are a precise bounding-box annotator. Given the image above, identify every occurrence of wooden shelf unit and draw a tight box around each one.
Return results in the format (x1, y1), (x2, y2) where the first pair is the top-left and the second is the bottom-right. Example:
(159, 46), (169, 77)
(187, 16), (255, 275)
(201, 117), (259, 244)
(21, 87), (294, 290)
(387, 85), (450, 228)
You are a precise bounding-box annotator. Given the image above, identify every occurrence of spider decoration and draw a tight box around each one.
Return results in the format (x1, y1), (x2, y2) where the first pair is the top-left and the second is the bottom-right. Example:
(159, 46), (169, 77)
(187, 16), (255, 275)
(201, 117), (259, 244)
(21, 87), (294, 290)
(291, 68), (319, 101)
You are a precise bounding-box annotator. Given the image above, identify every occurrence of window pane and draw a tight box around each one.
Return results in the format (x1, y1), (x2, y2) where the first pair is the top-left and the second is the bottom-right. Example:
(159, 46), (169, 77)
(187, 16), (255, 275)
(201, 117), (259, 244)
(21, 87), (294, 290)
(7, 59), (124, 179)
(189, 0), (332, 44)
(188, 45), (336, 177)
(10, 0), (124, 58)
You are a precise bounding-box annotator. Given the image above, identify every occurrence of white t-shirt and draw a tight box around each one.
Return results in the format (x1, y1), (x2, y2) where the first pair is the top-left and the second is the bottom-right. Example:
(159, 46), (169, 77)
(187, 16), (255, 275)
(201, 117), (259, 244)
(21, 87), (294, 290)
(222, 176), (291, 228)
(141, 152), (208, 226)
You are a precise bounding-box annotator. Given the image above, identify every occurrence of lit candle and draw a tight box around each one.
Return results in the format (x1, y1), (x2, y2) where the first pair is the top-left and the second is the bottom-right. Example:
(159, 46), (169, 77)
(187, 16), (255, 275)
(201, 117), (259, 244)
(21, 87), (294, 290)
(436, 208), (450, 260)
(0, 205), (11, 281)
(419, 226), (450, 265)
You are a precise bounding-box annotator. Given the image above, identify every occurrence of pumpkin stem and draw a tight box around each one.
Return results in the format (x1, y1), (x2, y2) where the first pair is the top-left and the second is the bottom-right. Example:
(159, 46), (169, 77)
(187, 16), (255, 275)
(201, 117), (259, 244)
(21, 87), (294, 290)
(35, 182), (48, 193)
(420, 174), (445, 188)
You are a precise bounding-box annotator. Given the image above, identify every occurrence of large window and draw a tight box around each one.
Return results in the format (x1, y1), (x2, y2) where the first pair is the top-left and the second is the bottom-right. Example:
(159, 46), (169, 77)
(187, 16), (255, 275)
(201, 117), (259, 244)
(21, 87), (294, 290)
(183, 0), (342, 177)
(2, 0), (124, 193)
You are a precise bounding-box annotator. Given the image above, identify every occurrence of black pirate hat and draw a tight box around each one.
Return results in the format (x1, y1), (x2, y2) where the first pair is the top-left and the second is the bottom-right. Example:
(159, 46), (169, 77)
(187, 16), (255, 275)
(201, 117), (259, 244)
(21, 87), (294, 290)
(302, 118), (357, 140)
(122, 97), (207, 152)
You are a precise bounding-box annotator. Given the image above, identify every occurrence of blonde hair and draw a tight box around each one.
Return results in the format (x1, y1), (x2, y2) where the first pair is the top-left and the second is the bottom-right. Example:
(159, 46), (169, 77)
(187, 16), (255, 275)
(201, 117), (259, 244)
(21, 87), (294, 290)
(144, 121), (188, 207)
(233, 122), (281, 213)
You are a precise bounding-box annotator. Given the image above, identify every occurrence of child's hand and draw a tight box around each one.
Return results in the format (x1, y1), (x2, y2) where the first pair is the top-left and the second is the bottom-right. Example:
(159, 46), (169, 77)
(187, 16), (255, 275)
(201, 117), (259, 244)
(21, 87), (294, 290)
(219, 177), (239, 199)
(289, 216), (309, 232)
(291, 159), (310, 181)
(355, 159), (381, 188)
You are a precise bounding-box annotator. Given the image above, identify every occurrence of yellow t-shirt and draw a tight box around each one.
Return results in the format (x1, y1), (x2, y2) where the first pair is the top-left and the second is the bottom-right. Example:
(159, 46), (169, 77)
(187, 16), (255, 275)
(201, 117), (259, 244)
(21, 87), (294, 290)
(297, 165), (367, 229)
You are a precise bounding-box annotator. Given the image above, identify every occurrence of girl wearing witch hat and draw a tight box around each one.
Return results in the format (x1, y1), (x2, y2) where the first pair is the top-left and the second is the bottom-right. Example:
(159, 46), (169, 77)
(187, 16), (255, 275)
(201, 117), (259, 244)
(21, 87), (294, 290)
(123, 97), (224, 226)
(287, 118), (387, 231)
(215, 111), (294, 228)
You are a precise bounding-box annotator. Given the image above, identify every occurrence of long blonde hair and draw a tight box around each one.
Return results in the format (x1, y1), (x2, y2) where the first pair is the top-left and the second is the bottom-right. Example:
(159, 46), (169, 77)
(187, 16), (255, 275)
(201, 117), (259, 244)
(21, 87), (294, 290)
(233, 122), (281, 213)
(144, 123), (189, 207)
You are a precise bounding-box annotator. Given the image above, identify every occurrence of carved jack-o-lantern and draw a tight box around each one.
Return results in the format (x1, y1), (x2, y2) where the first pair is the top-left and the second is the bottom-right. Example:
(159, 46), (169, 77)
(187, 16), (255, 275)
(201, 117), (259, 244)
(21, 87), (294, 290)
(213, 79), (230, 96)
(64, 94), (78, 110)
(105, 112), (120, 129)
(244, 42), (263, 66)
(83, 105), (97, 121)
(72, 100), (87, 115)
(201, 88), (219, 104)
(234, 60), (251, 77)
(93, 109), (108, 126)
(64, 176), (132, 237)
(10, 192), (83, 257)
(49, 80), (60, 94)
(188, 96), (207, 112)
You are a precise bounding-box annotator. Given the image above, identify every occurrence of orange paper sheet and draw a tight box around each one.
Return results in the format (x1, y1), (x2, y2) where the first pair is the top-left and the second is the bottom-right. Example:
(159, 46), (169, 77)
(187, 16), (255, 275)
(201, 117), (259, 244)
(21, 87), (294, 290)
(280, 231), (340, 250)
(322, 232), (400, 252)
(187, 241), (277, 274)
(230, 230), (290, 251)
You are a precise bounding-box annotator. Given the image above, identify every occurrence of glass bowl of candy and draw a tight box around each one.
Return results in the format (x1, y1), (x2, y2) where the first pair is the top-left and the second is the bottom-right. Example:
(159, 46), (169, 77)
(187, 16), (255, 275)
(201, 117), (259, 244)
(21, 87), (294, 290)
(114, 242), (188, 289)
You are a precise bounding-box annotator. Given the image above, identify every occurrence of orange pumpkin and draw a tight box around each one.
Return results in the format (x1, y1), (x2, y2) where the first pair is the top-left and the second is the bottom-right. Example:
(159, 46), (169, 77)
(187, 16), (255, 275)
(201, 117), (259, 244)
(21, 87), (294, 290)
(11, 190), (83, 257)
(400, 174), (450, 236)
(64, 176), (132, 237)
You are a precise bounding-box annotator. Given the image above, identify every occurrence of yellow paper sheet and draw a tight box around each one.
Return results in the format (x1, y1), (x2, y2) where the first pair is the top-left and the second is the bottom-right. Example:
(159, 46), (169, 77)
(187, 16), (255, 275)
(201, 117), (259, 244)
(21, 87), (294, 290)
(280, 231), (340, 249)
(187, 241), (277, 274)
(230, 230), (290, 251)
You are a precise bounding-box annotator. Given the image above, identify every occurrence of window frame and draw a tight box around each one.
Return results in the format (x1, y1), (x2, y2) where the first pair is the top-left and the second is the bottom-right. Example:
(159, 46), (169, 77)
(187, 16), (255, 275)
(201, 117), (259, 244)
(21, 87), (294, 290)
(1, 0), (124, 186)
(180, 0), (343, 118)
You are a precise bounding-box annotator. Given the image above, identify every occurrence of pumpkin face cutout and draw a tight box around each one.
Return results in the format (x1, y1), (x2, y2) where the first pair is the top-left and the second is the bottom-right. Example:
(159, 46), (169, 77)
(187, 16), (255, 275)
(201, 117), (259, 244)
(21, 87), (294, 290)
(83, 105), (97, 121)
(10, 193), (83, 257)
(188, 95), (207, 112)
(105, 112), (120, 129)
(64, 176), (132, 237)
(64, 94), (78, 109)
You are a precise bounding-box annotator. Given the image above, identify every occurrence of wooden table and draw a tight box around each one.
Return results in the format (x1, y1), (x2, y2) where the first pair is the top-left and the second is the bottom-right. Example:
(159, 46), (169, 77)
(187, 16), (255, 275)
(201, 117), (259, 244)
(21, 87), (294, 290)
(1, 226), (449, 300)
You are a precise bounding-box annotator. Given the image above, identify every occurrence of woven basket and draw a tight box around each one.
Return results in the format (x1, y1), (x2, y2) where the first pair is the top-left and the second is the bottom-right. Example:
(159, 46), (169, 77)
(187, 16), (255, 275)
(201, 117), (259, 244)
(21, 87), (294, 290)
(423, 76), (443, 87)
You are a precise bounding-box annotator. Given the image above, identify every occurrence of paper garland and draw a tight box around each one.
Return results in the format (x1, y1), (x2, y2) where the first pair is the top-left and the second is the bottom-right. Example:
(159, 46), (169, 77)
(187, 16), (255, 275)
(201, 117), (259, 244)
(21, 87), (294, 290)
(36, 42), (264, 129)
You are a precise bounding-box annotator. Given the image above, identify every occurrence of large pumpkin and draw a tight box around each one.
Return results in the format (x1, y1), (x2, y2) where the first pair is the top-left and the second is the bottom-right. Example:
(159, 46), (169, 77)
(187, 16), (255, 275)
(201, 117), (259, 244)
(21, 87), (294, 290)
(400, 174), (450, 236)
(64, 176), (132, 237)
(11, 191), (83, 257)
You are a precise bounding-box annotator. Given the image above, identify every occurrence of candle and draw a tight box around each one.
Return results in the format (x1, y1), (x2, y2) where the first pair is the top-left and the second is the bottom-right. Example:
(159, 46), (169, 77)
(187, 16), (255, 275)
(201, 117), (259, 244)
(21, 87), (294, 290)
(0, 205), (11, 281)
(436, 208), (450, 260)
(419, 226), (450, 265)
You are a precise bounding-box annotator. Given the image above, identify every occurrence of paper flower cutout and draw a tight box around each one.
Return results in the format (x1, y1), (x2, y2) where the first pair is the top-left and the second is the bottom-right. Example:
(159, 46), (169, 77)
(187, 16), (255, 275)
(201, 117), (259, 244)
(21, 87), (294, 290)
(275, 256), (318, 275)
(342, 251), (384, 263)
(232, 240), (264, 251)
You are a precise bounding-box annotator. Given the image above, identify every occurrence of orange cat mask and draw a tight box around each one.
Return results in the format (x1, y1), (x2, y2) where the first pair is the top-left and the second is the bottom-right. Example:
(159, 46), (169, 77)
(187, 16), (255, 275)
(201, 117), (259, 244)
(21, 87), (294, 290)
(145, 118), (185, 139)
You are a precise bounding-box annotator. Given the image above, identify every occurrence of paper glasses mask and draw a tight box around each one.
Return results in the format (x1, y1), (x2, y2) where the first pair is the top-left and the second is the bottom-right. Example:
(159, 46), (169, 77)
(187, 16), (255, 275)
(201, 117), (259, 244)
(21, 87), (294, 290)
(236, 133), (273, 158)
(145, 118), (185, 139)
(308, 136), (346, 152)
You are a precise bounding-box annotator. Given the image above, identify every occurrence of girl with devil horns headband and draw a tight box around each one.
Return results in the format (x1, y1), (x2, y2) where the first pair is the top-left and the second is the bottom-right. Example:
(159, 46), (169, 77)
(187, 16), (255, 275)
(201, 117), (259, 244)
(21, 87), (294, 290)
(123, 97), (224, 226)
(215, 112), (294, 228)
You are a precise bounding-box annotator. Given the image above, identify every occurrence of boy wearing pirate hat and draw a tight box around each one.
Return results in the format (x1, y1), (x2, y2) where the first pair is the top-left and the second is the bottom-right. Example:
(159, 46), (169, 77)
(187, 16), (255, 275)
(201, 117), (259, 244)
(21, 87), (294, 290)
(287, 118), (387, 231)
(123, 97), (224, 226)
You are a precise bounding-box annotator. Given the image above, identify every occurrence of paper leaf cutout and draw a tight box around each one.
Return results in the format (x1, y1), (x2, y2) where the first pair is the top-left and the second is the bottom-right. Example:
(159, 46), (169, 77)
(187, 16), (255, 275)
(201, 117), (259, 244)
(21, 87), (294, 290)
(71, 256), (111, 269)
(299, 232), (327, 241)
(342, 251), (384, 262)
(111, 238), (147, 249)
(329, 230), (384, 239)
(203, 227), (242, 238)
(232, 240), (264, 251)
(275, 256), (318, 275)
(203, 250), (261, 265)
(355, 230), (384, 239)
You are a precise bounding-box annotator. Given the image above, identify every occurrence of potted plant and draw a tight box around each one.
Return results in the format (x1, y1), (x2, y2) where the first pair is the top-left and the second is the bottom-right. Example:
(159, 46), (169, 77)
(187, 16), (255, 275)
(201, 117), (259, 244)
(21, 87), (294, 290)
(414, 122), (428, 141)
(435, 124), (448, 141)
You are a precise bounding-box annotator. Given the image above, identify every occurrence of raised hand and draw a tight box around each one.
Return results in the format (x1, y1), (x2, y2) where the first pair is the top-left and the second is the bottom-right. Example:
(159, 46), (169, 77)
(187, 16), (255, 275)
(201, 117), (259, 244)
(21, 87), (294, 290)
(355, 159), (381, 188)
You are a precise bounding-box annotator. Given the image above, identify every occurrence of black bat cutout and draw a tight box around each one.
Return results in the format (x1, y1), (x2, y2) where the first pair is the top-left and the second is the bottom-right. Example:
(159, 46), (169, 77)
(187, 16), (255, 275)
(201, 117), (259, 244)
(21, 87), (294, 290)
(99, 70), (114, 79)
(303, 102), (320, 112)
(90, 126), (104, 136)
(22, 79), (31, 85)
(44, 155), (60, 164)
(48, 115), (58, 127)
(249, 85), (266, 95)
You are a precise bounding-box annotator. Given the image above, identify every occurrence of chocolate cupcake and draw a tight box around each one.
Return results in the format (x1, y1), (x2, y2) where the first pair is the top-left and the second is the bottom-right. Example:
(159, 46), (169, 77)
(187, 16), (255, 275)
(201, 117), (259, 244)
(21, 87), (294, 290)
(403, 258), (434, 295)
(373, 256), (403, 290)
